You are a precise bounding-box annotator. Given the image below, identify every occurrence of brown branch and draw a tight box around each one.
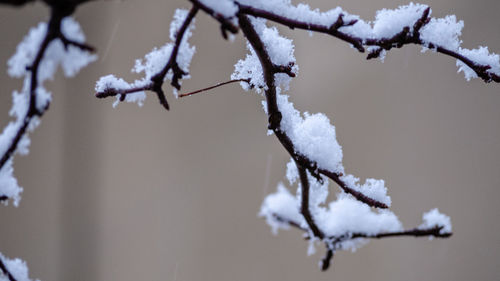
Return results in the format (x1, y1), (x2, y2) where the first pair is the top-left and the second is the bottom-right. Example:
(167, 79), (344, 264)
(95, 5), (199, 110)
(178, 78), (250, 98)
(0, 256), (17, 281)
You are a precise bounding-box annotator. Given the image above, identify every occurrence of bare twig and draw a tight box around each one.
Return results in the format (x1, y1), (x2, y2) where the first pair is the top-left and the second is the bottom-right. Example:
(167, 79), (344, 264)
(179, 78), (250, 98)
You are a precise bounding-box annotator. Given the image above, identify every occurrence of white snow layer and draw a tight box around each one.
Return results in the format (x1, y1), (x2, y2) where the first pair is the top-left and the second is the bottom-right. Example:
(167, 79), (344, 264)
(1, 17), (95, 206)
(372, 3), (428, 38)
(420, 15), (463, 51)
(0, 253), (38, 281)
(94, 75), (147, 107)
(260, 182), (302, 234)
(8, 18), (96, 81)
(340, 174), (391, 207)
(420, 208), (452, 234)
(457, 47), (500, 81)
(277, 95), (343, 173)
(260, 178), (402, 251)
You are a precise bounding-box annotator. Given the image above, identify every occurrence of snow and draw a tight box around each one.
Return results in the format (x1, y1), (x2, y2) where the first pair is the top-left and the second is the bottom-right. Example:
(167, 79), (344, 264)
(232, 42), (266, 92)
(285, 159), (298, 185)
(261, 171), (402, 252)
(319, 194), (402, 238)
(260, 182), (302, 234)
(372, 3), (428, 38)
(340, 174), (391, 207)
(457, 46), (500, 81)
(0, 160), (22, 206)
(277, 93), (344, 174)
(420, 15), (463, 51)
(420, 208), (452, 235)
(232, 18), (297, 93)
(199, 0), (238, 18)
(0, 253), (38, 281)
(8, 18), (96, 83)
(236, 0), (344, 28)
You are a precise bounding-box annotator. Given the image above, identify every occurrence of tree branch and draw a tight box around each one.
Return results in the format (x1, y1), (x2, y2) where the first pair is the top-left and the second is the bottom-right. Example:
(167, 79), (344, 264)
(0, 1), (95, 201)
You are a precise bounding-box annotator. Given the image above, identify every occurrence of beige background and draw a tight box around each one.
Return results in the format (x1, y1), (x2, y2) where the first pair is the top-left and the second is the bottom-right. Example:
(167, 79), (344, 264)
(0, 0), (499, 280)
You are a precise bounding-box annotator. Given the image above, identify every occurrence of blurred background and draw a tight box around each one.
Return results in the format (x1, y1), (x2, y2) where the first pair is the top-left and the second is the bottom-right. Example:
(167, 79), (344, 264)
(0, 0), (499, 280)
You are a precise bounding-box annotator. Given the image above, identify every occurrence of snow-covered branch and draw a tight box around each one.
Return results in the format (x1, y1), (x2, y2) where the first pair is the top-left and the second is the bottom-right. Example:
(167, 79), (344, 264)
(0, 1), (95, 280)
(95, 6), (199, 110)
(206, 1), (500, 83)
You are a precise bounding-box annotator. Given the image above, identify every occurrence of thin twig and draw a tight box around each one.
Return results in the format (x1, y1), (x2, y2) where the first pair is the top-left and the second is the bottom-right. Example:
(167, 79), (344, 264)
(179, 78), (249, 98)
